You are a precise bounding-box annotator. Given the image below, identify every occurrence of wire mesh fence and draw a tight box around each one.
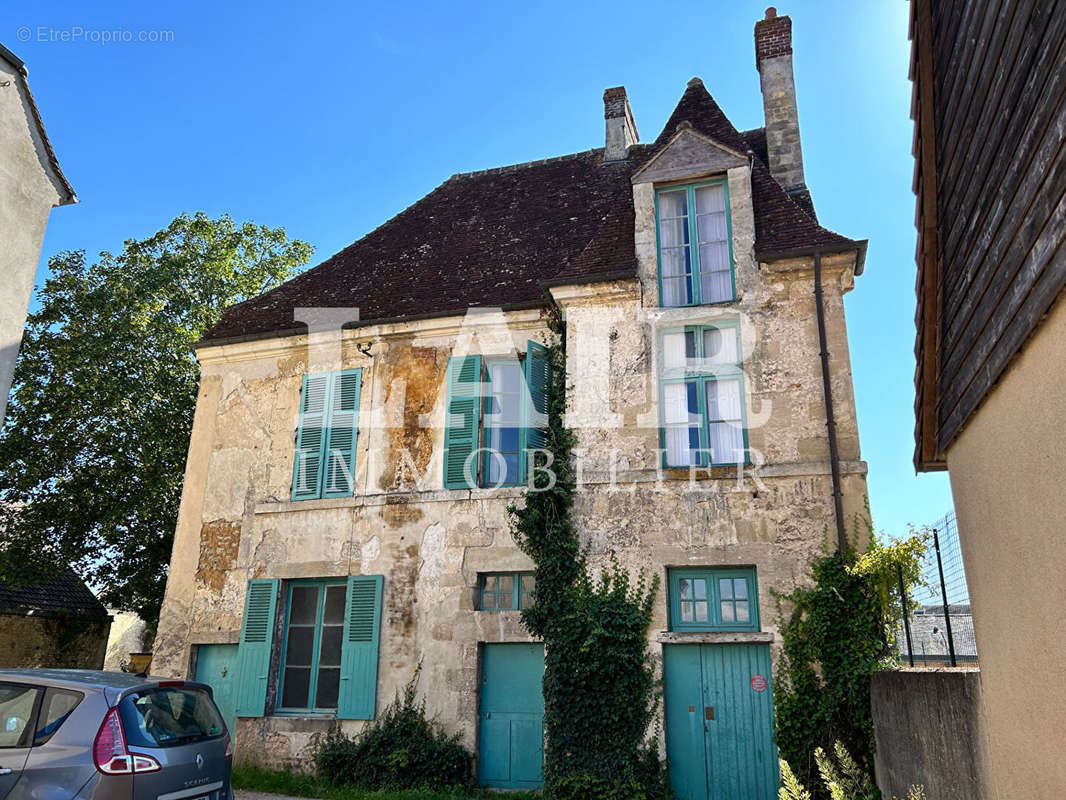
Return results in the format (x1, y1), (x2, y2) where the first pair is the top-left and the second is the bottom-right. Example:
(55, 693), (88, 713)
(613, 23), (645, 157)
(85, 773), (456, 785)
(896, 510), (979, 666)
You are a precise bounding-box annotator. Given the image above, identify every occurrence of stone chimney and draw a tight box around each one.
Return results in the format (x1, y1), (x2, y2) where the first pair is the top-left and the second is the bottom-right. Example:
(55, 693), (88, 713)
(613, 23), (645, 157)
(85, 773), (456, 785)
(603, 86), (638, 161)
(755, 7), (806, 192)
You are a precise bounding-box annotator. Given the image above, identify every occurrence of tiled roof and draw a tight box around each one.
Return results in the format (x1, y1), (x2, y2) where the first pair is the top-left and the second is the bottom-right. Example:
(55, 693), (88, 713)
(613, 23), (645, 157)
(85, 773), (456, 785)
(0, 570), (109, 618)
(204, 79), (862, 345)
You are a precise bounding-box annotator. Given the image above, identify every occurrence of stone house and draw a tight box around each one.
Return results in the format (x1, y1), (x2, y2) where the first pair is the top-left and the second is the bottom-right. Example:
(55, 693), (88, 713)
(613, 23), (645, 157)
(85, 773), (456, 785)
(154, 10), (868, 799)
(0, 570), (111, 669)
(0, 41), (77, 425)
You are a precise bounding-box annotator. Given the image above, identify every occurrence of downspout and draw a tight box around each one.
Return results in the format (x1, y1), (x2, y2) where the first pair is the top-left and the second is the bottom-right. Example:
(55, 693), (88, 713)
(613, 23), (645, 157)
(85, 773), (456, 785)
(813, 251), (848, 555)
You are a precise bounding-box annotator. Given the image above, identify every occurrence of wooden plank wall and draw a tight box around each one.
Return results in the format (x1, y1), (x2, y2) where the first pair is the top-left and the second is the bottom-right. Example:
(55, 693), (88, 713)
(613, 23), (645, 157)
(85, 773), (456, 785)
(932, 0), (1066, 451)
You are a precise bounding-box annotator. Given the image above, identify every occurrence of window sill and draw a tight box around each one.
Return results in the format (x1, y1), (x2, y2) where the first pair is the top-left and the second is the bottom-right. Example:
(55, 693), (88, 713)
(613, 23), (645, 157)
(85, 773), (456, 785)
(256, 485), (527, 515)
(659, 298), (739, 310)
(656, 630), (773, 645)
(271, 710), (337, 719)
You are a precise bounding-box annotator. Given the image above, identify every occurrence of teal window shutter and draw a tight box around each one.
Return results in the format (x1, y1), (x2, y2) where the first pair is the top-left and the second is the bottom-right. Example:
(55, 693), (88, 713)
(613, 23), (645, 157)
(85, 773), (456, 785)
(443, 355), (482, 489)
(520, 341), (551, 484)
(323, 370), (362, 498)
(234, 578), (279, 717)
(337, 574), (384, 719)
(292, 374), (330, 500)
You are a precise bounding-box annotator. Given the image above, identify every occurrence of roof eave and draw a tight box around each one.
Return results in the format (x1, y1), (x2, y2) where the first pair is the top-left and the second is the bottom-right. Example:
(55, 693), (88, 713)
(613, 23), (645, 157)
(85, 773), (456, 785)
(195, 298), (551, 352)
(755, 239), (869, 275)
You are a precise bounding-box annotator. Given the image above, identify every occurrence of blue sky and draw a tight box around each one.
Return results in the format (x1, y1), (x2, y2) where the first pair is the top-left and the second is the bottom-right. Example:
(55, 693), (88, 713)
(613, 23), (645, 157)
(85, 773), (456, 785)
(6, 0), (952, 535)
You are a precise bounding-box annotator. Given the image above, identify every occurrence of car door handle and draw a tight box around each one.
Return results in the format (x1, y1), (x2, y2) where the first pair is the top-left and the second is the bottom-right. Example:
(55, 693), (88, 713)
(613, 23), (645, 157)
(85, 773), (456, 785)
(0, 768), (12, 775)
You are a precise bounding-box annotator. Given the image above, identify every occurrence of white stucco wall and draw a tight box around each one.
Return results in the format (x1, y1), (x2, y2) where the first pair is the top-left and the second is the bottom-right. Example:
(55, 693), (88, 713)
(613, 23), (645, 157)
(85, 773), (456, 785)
(0, 57), (71, 423)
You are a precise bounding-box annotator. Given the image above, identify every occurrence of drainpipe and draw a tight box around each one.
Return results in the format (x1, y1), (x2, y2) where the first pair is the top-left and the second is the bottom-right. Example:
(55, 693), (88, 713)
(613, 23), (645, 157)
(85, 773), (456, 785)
(813, 251), (848, 555)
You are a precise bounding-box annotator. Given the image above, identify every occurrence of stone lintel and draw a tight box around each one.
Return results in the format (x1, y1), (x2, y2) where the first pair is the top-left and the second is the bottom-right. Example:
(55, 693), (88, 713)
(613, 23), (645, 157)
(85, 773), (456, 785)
(656, 630), (775, 645)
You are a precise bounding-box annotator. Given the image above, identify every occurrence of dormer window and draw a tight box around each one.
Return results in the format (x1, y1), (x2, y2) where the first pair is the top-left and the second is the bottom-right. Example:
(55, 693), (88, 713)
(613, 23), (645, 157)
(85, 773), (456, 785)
(655, 179), (734, 307)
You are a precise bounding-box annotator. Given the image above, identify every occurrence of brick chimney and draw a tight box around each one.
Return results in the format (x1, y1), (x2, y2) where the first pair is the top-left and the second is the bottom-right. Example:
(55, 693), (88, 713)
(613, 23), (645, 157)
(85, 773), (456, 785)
(755, 7), (806, 192)
(603, 86), (638, 161)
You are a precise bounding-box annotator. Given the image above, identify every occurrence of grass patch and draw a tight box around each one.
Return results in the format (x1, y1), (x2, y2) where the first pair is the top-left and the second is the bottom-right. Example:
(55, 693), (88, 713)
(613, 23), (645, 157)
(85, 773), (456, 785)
(232, 765), (541, 799)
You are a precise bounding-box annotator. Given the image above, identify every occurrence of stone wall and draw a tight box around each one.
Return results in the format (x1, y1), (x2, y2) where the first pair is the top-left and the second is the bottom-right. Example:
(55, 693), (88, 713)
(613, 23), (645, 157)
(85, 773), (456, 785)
(871, 668), (990, 800)
(0, 613), (110, 669)
(152, 162), (868, 767)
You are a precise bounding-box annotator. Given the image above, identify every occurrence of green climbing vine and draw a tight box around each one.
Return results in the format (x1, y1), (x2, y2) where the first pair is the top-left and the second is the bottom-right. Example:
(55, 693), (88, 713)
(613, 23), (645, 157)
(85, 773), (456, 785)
(509, 307), (668, 800)
(773, 516), (926, 798)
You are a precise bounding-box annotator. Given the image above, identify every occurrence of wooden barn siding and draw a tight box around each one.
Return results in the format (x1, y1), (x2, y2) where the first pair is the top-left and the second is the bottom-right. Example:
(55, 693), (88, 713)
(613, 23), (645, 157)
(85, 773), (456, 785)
(932, 0), (1066, 450)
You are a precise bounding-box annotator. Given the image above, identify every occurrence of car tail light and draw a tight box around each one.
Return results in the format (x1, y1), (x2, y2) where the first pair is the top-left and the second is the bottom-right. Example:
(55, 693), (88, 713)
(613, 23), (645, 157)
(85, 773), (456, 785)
(93, 707), (161, 775)
(224, 735), (232, 759)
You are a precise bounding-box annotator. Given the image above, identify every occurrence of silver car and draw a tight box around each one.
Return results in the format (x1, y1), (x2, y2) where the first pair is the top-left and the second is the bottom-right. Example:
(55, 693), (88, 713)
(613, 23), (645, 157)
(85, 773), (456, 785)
(0, 669), (232, 800)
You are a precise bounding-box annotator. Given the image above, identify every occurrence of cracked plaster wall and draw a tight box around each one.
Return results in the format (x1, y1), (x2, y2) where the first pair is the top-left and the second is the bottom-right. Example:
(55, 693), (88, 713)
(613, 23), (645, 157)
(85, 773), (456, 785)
(153, 167), (868, 768)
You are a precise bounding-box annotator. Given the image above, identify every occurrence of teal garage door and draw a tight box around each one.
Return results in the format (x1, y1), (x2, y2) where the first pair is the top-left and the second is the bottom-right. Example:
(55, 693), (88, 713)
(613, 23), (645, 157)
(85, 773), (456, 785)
(664, 643), (778, 800)
(478, 643), (545, 789)
(195, 643), (238, 736)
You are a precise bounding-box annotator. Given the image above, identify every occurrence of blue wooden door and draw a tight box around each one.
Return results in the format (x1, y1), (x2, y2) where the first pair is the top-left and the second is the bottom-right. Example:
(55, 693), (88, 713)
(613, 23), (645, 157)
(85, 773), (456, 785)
(195, 644), (239, 736)
(478, 643), (545, 789)
(664, 644), (778, 800)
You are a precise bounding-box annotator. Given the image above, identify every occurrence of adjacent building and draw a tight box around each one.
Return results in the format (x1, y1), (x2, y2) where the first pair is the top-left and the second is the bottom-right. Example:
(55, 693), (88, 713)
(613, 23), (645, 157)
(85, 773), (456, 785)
(154, 10), (869, 799)
(910, 0), (1066, 796)
(0, 42), (77, 424)
(0, 571), (111, 669)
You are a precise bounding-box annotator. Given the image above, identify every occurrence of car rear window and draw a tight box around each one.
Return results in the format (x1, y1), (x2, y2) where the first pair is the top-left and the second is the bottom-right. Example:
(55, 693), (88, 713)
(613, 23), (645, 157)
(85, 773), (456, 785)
(118, 687), (226, 748)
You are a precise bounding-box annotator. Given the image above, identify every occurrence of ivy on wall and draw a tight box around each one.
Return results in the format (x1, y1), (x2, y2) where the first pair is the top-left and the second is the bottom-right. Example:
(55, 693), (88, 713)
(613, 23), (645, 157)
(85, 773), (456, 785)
(509, 308), (668, 800)
(773, 518), (926, 798)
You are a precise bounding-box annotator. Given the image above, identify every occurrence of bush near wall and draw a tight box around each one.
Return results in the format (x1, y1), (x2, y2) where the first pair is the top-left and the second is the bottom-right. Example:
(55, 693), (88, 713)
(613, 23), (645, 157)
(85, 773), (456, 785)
(315, 672), (472, 792)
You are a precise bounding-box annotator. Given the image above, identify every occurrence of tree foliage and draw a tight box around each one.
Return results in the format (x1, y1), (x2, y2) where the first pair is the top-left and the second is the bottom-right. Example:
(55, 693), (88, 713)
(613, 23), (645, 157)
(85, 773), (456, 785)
(508, 309), (667, 799)
(773, 519), (926, 799)
(0, 212), (312, 626)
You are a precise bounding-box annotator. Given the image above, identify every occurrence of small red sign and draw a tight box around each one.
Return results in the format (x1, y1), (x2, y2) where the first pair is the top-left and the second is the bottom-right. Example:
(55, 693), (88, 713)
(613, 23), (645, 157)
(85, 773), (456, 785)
(750, 674), (767, 692)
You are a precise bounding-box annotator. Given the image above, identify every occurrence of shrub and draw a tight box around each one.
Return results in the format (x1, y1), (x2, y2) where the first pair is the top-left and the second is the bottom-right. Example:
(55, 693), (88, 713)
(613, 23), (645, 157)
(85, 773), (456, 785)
(778, 741), (927, 800)
(314, 669), (473, 791)
(549, 741), (670, 800)
(773, 520), (926, 796)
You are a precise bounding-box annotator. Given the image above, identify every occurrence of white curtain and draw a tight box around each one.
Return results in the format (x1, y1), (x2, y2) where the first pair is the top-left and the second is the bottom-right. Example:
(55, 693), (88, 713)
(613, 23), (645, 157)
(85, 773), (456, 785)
(702, 327), (738, 366)
(695, 184), (731, 303)
(706, 378), (744, 463)
(663, 382), (696, 466)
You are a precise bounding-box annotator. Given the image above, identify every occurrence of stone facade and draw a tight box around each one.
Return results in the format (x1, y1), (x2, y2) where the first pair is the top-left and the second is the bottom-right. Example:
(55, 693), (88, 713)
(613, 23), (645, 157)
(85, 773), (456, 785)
(153, 150), (867, 768)
(0, 613), (110, 669)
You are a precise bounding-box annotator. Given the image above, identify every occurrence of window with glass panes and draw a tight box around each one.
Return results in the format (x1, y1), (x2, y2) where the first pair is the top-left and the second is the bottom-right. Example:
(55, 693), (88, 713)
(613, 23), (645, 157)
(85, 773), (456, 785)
(279, 581), (346, 711)
(669, 568), (759, 631)
(656, 180), (734, 307)
(483, 361), (523, 486)
(479, 573), (536, 611)
(660, 323), (747, 467)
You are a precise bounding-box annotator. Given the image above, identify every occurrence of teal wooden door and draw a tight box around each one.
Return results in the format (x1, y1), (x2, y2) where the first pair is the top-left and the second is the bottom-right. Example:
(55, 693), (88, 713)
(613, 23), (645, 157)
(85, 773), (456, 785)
(664, 644), (778, 800)
(478, 643), (545, 789)
(195, 644), (239, 736)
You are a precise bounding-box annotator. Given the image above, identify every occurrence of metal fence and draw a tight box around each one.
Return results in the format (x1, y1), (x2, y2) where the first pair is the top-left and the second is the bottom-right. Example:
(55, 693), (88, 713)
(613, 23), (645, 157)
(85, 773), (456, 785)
(896, 510), (979, 666)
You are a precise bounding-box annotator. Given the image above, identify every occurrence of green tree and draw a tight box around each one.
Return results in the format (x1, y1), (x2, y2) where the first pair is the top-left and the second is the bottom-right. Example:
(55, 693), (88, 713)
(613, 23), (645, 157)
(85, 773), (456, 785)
(0, 212), (312, 627)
